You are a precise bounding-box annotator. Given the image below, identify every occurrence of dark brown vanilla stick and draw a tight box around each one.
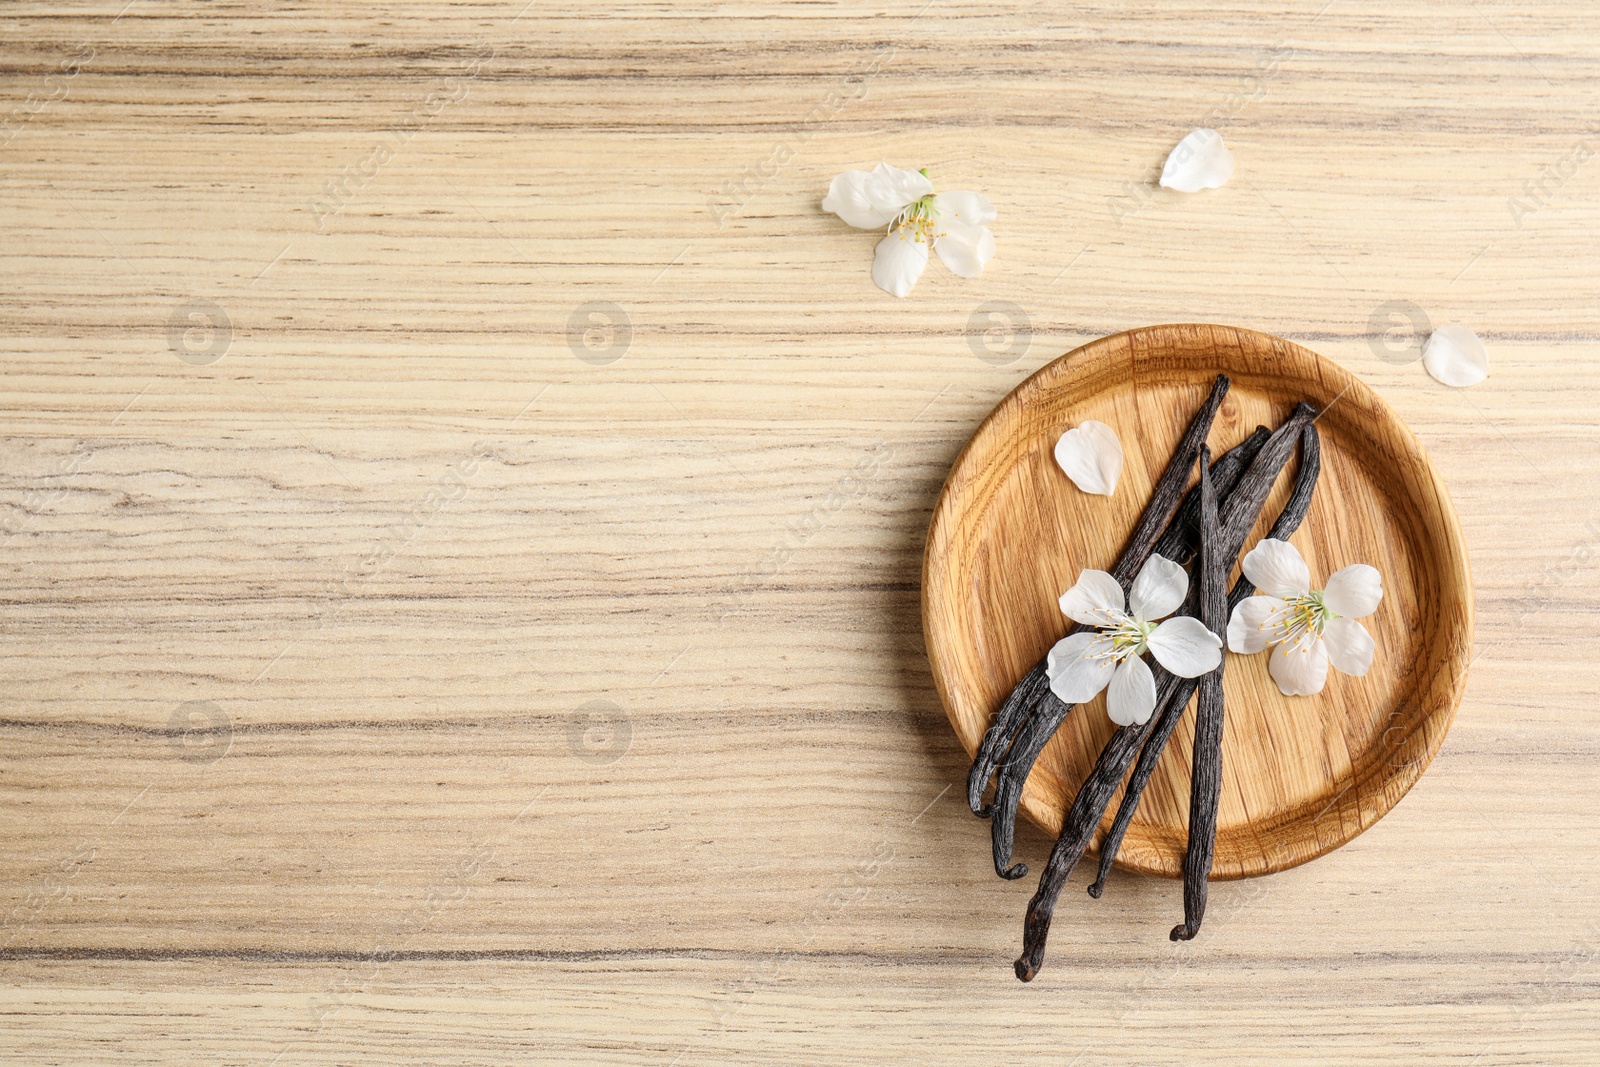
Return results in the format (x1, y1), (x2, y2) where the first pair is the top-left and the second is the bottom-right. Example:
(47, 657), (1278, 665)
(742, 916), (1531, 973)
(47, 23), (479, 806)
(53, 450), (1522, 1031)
(979, 427), (1268, 875)
(1013, 402), (1316, 982)
(1086, 422), (1323, 897)
(965, 374), (1232, 820)
(1148, 426), (1268, 566)
(1172, 445), (1227, 941)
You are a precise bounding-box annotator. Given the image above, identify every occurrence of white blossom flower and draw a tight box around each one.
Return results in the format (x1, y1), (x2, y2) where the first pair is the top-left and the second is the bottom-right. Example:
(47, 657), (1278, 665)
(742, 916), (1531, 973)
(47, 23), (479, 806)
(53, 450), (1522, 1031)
(1047, 555), (1223, 726)
(1422, 324), (1489, 387)
(1159, 129), (1235, 192)
(1054, 420), (1124, 496)
(1226, 538), (1383, 697)
(822, 163), (996, 298)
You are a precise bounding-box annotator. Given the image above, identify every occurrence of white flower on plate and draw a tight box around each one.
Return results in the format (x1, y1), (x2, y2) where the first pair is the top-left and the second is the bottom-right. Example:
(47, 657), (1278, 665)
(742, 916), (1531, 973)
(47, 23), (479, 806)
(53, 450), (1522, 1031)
(1159, 128), (1235, 192)
(1048, 555), (1224, 726)
(1226, 538), (1384, 697)
(822, 163), (996, 298)
(1422, 324), (1489, 387)
(1054, 420), (1124, 496)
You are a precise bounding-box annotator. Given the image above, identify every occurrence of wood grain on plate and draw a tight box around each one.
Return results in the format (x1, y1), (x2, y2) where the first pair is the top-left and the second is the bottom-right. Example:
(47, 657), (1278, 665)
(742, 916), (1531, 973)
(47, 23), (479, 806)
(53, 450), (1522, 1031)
(924, 324), (1473, 879)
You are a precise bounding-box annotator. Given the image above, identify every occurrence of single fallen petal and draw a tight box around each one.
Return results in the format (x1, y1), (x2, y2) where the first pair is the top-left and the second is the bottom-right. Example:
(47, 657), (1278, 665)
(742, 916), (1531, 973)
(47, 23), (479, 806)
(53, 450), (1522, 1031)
(863, 162), (932, 215)
(1128, 553), (1187, 622)
(822, 170), (897, 229)
(1268, 636), (1330, 696)
(1240, 537), (1311, 598)
(1323, 618), (1375, 675)
(1146, 616), (1223, 677)
(1054, 420), (1124, 496)
(1058, 569), (1127, 627)
(870, 229), (929, 298)
(1046, 631), (1117, 704)
(932, 219), (995, 278)
(1227, 595), (1288, 654)
(1159, 128), (1235, 192)
(1422, 324), (1489, 387)
(1322, 563), (1383, 618)
(1107, 655), (1158, 726)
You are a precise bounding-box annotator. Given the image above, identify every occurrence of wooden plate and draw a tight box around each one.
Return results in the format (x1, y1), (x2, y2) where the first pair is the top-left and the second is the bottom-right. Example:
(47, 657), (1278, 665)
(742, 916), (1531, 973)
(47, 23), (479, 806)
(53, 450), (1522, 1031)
(923, 324), (1472, 880)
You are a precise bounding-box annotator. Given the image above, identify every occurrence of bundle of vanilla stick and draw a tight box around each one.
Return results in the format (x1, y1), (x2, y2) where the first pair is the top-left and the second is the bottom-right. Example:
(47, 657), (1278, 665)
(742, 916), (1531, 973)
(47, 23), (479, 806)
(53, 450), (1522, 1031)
(964, 376), (1321, 982)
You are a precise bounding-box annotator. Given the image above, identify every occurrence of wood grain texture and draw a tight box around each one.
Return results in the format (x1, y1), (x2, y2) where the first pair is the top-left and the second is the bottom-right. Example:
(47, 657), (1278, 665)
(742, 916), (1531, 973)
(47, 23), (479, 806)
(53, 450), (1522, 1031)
(926, 324), (1473, 879)
(2, 1), (1599, 1064)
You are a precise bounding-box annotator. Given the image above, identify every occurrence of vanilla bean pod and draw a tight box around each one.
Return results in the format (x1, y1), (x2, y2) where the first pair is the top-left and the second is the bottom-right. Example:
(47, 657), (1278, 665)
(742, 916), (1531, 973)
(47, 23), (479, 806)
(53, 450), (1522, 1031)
(966, 374), (1233, 822)
(1148, 426), (1269, 565)
(1172, 445), (1227, 941)
(979, 425), (1267, 874)
(1013, 402), (1316, 982)
(1086, 422), (1323, 897)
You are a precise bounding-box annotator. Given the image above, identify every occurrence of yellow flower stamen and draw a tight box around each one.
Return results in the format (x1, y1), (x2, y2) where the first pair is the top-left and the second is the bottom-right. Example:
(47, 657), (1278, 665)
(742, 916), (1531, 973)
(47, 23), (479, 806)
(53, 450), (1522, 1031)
(889, 193), (943, 244)
(1085, 613), (1155, 662)
(1258, 593), (1335, 655)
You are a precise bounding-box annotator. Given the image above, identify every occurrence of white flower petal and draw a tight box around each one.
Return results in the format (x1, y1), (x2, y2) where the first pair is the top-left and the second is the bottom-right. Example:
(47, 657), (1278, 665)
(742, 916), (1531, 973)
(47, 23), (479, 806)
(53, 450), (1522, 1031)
(1046, 632), (1117, 705)
(1227, 595), (1288, 654)
(1146, 616), (1223, 678)
(821, 170), (896, 229)
(1128, 553), (1187, 622)
(1058, 568), (1127, 627)
(1159, 128), (1235, 192)
(1268, 636), (1329, 696)
(1322, 563), (1383, 619)
(1422, 325), (1489, 388)
(870, 230), (929, 298)
(1241, 538), (1312, 598)
(1323, 618), (1375, 676)
(863, 162), (932, 215)
(1107, 656), (1157, 727)
(933, 190), (997, 225)
(1053, 420), (1124, 496)
(933, 219), (995, 278)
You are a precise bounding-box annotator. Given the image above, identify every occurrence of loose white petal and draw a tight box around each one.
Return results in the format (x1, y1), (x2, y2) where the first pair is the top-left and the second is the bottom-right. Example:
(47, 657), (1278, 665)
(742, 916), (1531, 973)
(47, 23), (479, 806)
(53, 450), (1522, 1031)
(863, 162), (932, 215)
(1046, 631), (1118, 704)
(1107, 655), (1158, 727)
(1053, 420), (1124, 496)
(1128, 553), (1188, 622)
(1240, 537), (1312, 598)
(1146, 616), (1223, 678)
(933, 190), (997, 225)
(821, 170), (897, 230)
(1268, 636), (1329, 696)
(1159, 128), (1235, 192)
(1322, 563), (1383, 619)
(1323, 618), (1376, 676)
(1058, 569), (1127, 627)
(933, 219), (995, 278)
(1422, 325), (1489, 387)
(1227, 595), (1288, 654)
(870, 230), (929, 298)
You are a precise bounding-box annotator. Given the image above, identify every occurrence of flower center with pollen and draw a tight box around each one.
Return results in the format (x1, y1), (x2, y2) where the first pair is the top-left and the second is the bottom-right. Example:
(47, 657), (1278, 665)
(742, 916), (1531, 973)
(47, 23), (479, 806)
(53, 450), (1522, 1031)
(891, 194), (942, 243)
(1266, 593), (1334, 653)
(1087, 614), (1155, 662)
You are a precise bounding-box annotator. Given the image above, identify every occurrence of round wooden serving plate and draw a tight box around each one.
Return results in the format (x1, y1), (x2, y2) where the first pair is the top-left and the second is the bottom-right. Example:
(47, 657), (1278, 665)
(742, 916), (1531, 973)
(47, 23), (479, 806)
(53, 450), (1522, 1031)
(923, 324), (1473, 880)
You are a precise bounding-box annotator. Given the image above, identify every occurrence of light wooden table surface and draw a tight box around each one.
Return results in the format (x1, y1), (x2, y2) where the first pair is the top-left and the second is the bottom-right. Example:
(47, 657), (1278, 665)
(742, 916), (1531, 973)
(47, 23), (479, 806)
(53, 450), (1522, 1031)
(2, 2), (1596, 1064)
